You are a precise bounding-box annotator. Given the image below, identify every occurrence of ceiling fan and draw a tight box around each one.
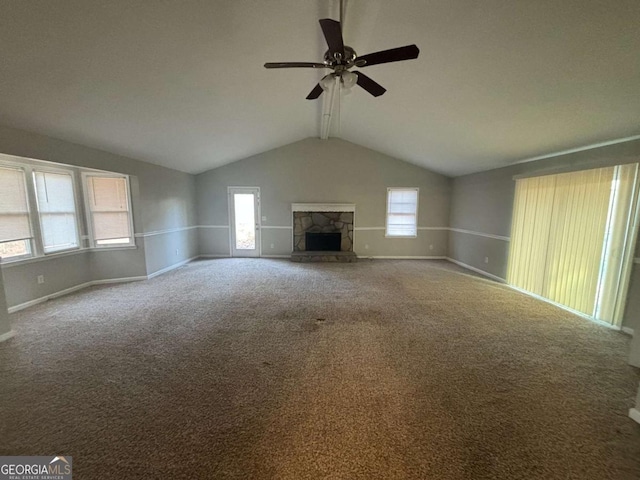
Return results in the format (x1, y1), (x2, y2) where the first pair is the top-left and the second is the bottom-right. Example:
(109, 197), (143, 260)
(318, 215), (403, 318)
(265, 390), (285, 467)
(264, 18), (419, 99)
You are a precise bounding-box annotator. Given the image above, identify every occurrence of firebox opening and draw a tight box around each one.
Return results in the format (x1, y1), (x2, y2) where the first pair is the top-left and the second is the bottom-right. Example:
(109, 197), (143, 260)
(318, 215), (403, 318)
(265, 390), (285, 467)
(305, 232), (341, 251)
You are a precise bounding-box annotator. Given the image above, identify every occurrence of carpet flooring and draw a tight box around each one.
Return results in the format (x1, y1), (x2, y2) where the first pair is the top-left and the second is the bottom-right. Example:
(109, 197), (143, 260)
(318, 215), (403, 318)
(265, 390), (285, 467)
(1, 259), (639, 479)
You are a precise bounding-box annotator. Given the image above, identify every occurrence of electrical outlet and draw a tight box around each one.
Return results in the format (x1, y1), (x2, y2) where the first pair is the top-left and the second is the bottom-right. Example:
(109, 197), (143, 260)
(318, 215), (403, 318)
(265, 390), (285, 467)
(262, 216), (267, 221)
(270, 243), (274, 249)
(37, 275), (44, 284)
(484, 256), (489, 264)
(429, 244), (434, 250)
(175, 249), (179, 256)
(365, 244), (369, 250)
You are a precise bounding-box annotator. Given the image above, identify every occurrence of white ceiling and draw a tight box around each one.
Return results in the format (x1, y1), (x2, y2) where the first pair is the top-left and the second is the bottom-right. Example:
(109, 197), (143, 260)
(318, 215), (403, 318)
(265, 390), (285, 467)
(1, 0), (639, 176)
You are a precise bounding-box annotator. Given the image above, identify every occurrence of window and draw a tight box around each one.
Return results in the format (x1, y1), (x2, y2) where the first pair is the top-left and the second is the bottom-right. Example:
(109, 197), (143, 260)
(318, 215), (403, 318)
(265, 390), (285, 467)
(0, 155), (137, 263)
(33, 170), (79, 253)
(84, 174), (133, 246)
(0, 166), (32, 259)
(386, 188), (418, 237)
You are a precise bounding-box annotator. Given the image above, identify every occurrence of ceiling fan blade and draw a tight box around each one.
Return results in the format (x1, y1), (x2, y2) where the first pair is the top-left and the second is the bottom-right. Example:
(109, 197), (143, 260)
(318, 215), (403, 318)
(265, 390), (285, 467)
(306, 83), (324, 100)
(319, 18), (345, 56)
(264, 62), (327, 69)
(354, 72), (386, 97)
(357, 44), (419, 67)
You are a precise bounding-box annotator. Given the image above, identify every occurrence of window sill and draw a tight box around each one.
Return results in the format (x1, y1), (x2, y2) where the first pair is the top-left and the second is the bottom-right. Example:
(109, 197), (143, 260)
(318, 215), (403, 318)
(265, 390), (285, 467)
(385, 234), (418, 239)
(91, 245), (137, 252)
(1, 245), (138, 267)
(44, 246), (81, 256)
(1, 249), (87, 267)
(0, 254), (32, 265)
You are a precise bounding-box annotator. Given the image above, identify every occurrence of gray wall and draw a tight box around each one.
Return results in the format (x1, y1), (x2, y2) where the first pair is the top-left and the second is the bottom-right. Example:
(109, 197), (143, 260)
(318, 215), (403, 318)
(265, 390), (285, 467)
(0, 125), (197, 233)
(0, 267), (10, 337)
(196, 138), (451, 257)
(631, 331), (640, 367)
(143, 228), (199, 275)
(0, 125), (198, 308)
(2, 252), (92, 308)
(631, 334), (640, 422)
(449, 139), (640, 332)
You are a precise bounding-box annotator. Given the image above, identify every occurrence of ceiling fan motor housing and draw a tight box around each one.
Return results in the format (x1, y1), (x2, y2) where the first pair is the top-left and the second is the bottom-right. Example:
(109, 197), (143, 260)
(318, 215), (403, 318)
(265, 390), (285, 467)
(325, 46), (357, 67)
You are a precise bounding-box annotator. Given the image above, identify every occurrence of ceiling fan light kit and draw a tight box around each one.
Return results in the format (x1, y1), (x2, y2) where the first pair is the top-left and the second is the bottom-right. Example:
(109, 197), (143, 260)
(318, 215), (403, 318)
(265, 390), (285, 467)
(320, 70), (357, 92)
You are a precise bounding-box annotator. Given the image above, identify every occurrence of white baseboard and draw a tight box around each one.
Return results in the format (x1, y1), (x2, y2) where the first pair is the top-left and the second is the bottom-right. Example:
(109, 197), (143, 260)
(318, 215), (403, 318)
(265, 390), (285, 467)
(0, 330), (16, 342)
(506, 283), (624, 331)
(8, 281), (96, 313)
(445, 257), (506, 283)
(362, 256), (447, 260)
(200, 254), (447, 260)
(91, 276), (148, 286)
(630, 408), (640, 425)
(8, 279), (138, 313)
(445, 258), (633, 332)
(8, 258), (199, 313)
(147, 256), (198, 279)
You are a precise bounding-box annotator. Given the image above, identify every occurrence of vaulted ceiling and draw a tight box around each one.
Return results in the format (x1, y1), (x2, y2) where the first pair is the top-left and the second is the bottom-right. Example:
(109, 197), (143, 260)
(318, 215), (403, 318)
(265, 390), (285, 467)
(1, 0), (639, 176)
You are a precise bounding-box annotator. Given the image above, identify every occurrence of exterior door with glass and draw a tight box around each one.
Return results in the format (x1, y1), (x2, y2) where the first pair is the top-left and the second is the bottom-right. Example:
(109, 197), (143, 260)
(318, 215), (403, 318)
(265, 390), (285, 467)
(228, 187), (260, 257)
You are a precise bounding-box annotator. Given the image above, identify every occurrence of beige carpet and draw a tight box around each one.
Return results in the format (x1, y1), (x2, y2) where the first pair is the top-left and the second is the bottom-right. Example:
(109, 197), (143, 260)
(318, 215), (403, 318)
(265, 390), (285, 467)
(1, 259), (639, 479)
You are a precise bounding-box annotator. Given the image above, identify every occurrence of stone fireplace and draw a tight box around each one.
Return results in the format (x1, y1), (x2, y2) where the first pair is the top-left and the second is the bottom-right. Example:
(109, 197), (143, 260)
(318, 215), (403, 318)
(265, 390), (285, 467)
(291, 203), (357, 262)
(293, 211), (354, 252)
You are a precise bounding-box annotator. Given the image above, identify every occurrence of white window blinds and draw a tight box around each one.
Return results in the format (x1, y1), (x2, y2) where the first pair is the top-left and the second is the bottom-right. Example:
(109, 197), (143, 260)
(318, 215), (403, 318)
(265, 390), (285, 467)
(86, 175), (132, 244)
(0, 166), (31, 243)
(386, 188), (418, 236)
(34, 171), (79, 253)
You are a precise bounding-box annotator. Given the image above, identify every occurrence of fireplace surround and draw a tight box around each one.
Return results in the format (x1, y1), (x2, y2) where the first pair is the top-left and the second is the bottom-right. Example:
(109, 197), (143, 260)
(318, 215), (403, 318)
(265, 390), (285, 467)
(290, 203), (357, 262)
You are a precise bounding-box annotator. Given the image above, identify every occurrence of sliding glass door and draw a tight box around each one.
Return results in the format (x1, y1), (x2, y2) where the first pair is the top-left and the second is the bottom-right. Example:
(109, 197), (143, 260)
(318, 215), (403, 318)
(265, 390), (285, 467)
(507, 163), (639, 325)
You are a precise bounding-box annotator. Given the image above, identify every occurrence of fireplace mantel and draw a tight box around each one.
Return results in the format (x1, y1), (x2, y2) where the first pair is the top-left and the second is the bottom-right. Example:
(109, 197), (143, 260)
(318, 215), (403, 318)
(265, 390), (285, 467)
(291, 203), (356, 213)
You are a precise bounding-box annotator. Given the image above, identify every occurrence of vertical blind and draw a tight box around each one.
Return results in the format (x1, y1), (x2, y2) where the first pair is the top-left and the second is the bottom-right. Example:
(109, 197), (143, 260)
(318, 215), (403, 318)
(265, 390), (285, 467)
(386, 188), (418, 236)
(34, 171), (79, 252)
(0, 166), (31, 243)
(86, 176), (132, 243)
(507, 163), (639, 323)
(595, 164), (639, 322)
